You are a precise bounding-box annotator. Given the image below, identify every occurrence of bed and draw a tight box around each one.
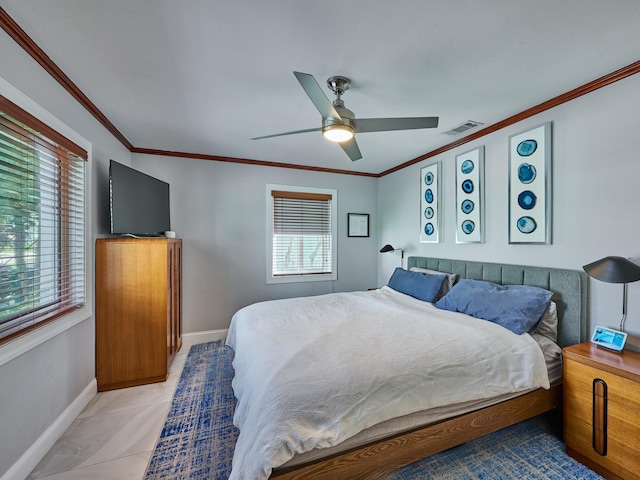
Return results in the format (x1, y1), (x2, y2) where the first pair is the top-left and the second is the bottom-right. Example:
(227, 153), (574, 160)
(226, 257), (588, 480)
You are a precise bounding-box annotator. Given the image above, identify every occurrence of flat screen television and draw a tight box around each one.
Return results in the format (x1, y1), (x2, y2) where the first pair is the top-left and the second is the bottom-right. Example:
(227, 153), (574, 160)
(109, 160), (171, 236)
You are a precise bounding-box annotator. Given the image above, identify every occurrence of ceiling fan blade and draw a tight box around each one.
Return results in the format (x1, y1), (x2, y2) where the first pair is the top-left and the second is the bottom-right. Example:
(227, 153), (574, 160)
(354, 117), (439, 133)
(340, 137), (362, 161)
(251, 127), (322, 140)
(293, 71), (342, 122)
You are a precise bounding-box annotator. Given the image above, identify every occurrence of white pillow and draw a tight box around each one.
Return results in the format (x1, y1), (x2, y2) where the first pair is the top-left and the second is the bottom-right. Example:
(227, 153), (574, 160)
(533, 300), (558, 343)
(409, 267), (458, 297)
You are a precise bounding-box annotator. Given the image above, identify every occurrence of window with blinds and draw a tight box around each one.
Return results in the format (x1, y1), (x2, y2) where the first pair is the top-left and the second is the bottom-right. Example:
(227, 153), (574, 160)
(268, 186), (337, 282)
(0, 95), (86, 342)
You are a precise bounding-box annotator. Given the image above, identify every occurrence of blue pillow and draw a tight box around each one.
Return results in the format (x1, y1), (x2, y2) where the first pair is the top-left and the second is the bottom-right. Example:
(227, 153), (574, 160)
(388, 267), (446, 303)
(434, 278), (553, 335)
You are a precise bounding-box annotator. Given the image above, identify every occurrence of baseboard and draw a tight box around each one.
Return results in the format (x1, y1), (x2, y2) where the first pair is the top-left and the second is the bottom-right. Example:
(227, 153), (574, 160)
(182, 329), (228, 351)
(1, 379), (97, 480)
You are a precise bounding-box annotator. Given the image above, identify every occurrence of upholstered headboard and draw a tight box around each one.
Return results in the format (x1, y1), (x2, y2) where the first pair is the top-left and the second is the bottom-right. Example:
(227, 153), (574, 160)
(407, 257), (588, 348)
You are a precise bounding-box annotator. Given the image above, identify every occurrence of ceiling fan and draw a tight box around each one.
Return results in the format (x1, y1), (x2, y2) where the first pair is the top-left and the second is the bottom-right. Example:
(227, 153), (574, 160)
(251, 71), (439, 161)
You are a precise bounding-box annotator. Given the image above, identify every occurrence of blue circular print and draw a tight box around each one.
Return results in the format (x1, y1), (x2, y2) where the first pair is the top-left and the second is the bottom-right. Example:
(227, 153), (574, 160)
(461, 199), (474, 214)
(461, 220), (475, 234)
(517, 139), (538, 157)
(461, 179), (474, 194)
(517, 216), (537, 234)
(424, 171), (434, 185)
(424, 206), (434, 219)
(517, 163), (537, 184)
(460, 160), (474, 174)
(425, 189), (434, 203)
(424, 223), (435, 236)
(517, 190), (537, 210)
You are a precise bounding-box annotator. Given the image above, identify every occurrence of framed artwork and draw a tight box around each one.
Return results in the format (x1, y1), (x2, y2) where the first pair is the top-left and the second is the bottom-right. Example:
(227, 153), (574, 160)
(508, 122), (552, 244)
(347, 213), (369, 237)
(455, 146), (484, 243)
(420, 162), (441, 243)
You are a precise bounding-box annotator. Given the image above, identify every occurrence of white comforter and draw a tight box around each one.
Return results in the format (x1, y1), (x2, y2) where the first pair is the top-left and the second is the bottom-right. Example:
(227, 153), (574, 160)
(225, 286), (550, 480)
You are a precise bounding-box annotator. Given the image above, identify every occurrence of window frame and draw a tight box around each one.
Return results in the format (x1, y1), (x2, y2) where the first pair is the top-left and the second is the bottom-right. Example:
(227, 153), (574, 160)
(0, 77), (92, 367)
(266, 184), (337, 284)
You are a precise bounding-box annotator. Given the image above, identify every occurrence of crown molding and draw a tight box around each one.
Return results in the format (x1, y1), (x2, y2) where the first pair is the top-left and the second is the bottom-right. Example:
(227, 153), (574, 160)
(0, 7), (133, 150)
(380, 60), (640, 176)
(130, 147), (379, 177)
(2, 7), (638, 178)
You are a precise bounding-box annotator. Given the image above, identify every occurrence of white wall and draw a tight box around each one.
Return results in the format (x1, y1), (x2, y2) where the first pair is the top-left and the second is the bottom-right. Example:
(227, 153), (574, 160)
(132, 154), (379, 332)
(378, 72), (640, 345)
(0, 29), (131, 478)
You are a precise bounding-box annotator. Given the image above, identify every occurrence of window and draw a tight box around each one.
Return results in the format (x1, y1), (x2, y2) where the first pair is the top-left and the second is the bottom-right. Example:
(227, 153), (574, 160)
(0, 94), (87, 343)
(267, 185), (337, 283)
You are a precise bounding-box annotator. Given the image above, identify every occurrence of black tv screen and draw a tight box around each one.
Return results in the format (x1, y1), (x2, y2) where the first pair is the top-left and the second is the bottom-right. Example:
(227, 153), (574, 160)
(109, 160), (171, 236)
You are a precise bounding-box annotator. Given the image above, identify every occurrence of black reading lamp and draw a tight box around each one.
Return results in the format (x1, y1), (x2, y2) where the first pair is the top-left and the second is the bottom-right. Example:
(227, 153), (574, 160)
(380, 244), (404, 266)
(583, 256), (640, 332)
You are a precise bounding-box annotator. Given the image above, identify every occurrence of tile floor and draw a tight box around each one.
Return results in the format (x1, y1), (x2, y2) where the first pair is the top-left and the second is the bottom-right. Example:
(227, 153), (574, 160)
(27, 349), (188, 480)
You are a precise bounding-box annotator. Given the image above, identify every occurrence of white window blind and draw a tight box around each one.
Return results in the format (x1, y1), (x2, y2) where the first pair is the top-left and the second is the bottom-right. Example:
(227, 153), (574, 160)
(271, 190), (333, 277)
(0, 94), (86, 342)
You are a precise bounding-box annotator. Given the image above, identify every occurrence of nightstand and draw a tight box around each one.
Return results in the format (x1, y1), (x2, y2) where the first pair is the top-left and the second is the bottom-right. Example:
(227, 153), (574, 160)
(563, 342), (640, 479)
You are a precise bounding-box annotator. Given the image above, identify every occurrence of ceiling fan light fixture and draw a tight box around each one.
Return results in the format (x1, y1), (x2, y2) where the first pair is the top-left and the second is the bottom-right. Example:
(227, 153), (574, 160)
(322, 124), (354, 143)
(253, 72), (439, 161)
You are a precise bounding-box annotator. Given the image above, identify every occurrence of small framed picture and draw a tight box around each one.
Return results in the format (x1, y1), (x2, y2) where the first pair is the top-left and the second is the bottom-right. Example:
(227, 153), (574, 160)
(348, 213), (369, 237)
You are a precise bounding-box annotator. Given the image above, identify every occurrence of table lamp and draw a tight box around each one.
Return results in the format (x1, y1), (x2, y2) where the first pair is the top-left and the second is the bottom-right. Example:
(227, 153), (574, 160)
(583, 256), (640, 332)
(380, 244), (404, 267)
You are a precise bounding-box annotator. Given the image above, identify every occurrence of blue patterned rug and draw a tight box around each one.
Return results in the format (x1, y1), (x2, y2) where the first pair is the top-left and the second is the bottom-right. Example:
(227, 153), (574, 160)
(144, 340), (238, 479)
(145, 340), (603, 479)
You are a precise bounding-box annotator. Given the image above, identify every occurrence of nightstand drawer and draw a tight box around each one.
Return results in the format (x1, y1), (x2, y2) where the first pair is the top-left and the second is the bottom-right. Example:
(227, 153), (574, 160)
(564, 391), (640, 444)
(564, 358), (640, 411)
(565, 414), (638, 479)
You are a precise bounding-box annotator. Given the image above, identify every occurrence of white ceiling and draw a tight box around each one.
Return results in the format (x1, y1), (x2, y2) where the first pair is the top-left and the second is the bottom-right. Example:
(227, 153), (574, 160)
(2, 1), (640, 174)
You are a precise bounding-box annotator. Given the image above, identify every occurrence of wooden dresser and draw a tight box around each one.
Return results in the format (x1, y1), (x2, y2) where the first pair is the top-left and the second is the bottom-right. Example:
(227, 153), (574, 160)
(563, 341), (640, 479)
(96, 237), (182, 391)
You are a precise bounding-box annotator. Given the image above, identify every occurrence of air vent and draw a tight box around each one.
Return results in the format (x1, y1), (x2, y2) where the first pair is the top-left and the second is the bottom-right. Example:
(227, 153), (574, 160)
(442, 120), (484, 136)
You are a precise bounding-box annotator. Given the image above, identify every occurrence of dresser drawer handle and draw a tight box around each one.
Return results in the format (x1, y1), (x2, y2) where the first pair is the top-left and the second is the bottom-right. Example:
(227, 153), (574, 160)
(592, 378), (607, 456)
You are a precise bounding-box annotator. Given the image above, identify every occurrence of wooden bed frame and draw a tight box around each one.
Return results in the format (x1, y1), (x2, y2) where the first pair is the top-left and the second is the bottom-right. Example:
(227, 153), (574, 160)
(271, 257), (588, 480)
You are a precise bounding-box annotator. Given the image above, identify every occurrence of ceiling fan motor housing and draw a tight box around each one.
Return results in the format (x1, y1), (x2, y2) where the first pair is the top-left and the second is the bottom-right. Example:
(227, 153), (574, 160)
(323, 98), (355, 136)
(323, 105), (355, 135)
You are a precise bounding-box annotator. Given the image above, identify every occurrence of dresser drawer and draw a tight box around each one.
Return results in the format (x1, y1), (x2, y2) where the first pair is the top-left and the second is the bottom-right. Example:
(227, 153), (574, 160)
(564, 358), (640, 411)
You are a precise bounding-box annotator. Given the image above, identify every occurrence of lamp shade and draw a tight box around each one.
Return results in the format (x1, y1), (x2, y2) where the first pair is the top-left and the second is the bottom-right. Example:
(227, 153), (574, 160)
(583, 256), (640, 284)
(379, 244), (395, 253)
